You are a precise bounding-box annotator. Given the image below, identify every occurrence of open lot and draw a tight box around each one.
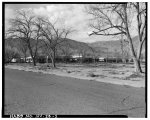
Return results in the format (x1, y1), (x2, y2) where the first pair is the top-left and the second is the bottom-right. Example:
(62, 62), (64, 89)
(5, 63), (145, 87)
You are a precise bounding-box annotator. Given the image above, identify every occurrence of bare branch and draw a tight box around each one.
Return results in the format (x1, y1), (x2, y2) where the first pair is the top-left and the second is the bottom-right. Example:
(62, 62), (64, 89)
(90, 31), (126, 36)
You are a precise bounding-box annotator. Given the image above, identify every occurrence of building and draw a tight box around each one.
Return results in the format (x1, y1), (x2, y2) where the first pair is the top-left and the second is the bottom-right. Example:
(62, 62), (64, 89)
(71, 54), (82, 58)
(26, 56), (33, 63)
(98, 57), (105, 62)
(11, 58), (17, 63)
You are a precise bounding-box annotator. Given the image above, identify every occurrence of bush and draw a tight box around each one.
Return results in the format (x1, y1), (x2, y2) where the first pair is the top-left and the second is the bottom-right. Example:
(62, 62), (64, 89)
(87, 73), (99, 77)
(5, 45), (20, 63)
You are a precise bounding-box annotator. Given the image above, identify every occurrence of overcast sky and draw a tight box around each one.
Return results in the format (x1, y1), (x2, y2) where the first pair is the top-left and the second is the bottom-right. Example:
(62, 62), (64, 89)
(5, 4), (138, 43)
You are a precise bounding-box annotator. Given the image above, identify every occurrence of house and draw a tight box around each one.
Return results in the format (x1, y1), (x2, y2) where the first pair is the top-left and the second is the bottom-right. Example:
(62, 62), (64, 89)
(26, 56), (33, 63)
(11, 58), (17, 63)
(98, 57), (105, 62)
(71, 54), (82, 58)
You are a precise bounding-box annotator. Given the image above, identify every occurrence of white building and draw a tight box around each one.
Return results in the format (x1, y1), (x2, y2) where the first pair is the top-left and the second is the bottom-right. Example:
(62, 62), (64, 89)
(99, 57), (105, 62)
(11, 58), (17, 63)
(71, 54), (82, 58)
(26, 56), (33, 63)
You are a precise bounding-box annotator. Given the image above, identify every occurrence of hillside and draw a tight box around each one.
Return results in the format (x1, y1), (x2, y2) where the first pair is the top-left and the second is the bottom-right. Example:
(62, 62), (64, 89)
(88, 36), (145, 57)
(5, 38), (94, 57)
(5, 36), (145, 59)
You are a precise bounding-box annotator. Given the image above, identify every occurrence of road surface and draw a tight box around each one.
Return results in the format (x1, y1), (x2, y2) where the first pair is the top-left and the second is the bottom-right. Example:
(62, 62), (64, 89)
(4, 68), (145, 117)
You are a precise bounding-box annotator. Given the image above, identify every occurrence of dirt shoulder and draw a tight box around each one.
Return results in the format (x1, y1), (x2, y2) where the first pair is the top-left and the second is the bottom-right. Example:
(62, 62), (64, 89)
(5, 63), (145, 88)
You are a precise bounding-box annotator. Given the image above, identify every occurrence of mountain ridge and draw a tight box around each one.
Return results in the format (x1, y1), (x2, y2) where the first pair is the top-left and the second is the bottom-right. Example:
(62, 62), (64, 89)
(5, 35), (145, 58)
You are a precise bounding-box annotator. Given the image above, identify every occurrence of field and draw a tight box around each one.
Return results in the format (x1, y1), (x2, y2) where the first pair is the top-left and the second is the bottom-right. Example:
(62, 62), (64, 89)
(5, 63), (145, 88)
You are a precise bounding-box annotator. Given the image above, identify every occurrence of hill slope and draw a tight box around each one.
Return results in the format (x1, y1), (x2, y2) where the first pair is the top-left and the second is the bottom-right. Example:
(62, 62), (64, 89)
(88, 36), (145, 57)
(5, 36), (145, 58)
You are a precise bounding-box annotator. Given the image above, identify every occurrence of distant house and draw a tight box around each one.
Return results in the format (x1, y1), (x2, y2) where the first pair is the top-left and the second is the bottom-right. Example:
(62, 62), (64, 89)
(71, 54), (82, 58)
(11, 58), (17, 63)
(20, 57), (25, 62)
(26, 56), (33, 63)
(98, 57), (105, 62)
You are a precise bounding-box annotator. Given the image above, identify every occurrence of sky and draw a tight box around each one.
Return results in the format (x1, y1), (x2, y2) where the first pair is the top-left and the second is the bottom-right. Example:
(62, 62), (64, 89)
(5, 4), (138, 43)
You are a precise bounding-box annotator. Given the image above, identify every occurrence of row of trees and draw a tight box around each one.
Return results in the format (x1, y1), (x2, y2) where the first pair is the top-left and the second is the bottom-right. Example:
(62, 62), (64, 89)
(6, 10), (73, 67)
(5, 8), (103, 66)
(87, 3), (146, 73)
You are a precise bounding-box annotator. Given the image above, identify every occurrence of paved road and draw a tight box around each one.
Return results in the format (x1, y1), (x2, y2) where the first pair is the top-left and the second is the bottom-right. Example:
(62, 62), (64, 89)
(4, 68), (145, 117)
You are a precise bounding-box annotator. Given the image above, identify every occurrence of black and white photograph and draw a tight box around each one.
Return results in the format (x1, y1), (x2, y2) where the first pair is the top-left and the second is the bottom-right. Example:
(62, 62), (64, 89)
(2, 2), (147, 118)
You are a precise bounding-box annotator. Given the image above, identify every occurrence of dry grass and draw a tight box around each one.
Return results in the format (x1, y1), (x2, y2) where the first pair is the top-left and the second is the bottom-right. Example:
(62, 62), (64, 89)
(5, 62), (145, 87)
(124, 73), (145, 80)
(87, 73), (99, 77)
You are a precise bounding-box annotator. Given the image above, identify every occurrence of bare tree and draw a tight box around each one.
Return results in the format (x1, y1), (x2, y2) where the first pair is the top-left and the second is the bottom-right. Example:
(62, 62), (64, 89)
(36, 17), (73, 68)
(132, 2), (146, 64)
(7, 10), (40, 66)
(86, 3), (146, 73)
(17, 39), (28, 62)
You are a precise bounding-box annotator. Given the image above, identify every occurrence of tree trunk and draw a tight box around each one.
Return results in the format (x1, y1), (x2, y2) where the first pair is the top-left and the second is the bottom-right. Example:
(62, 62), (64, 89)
(51, 57), (55, 68)
(49, 54), (56, 68)
(52, 59), (56, 68)
(52, 49), (56, 68)
(32, 57), (36, 66)
(124, 5), (142, 73)
(48, 50), (56, 68)
(24, 54), (27, 63)
(133, 57), (142, 73)
(137, 41), (144, 60)
(126, 35), (142, 73)
(28, 42), (36, 66)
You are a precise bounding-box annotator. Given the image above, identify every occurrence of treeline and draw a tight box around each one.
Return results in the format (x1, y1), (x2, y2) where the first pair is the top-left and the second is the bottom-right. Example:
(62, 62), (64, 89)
(7, 55), (135, 64)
